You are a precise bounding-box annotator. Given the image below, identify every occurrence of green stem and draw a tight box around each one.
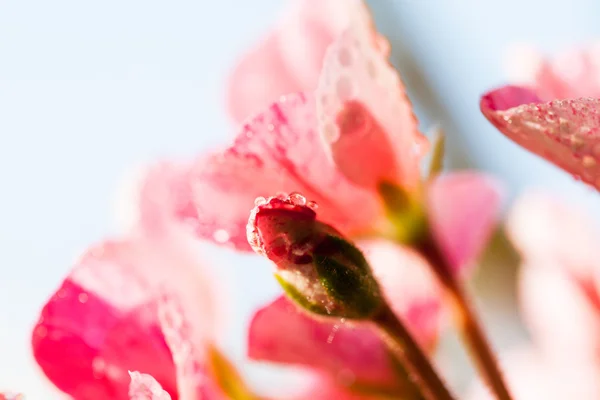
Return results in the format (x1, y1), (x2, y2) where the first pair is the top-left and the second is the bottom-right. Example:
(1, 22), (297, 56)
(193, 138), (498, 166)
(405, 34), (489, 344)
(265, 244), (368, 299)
(372, 305), (456, 400)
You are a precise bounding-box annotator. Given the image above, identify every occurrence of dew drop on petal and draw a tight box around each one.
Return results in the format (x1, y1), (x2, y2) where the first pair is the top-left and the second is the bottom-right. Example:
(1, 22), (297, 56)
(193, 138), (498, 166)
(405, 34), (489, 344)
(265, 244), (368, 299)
(213, 229), (230, 244)
(306, 200), (319, 211)
(583, 155), (596, 168)
(335, 76), (355, 101)
(288, 192), (307, 206)
(254, 196), (267, 206)
(322, 121), (340, 143)
(337, 47), (353, 67)
(78, 293), (88, 303)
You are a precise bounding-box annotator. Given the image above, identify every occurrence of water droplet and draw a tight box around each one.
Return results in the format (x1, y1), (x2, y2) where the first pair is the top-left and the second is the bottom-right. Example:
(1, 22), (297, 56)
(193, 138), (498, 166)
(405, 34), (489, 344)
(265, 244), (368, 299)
(327, 323), (340, 344)
(337, 47), (353, 67)
(306, 200), (319, 211)
(288, 192), (307, 206)
(267, 123), (275, 131)
(35, 325), (48, 338)
(583, 155), (596, 168)
(366, 59), (377, 79)
(78, 293), (89, 303)
(276, 192), (288, 200)
(335, 76), (355, 101)
(213, 229), (230, 244)
(322, 121), (339, 143)
(571, 135), (585, 150)
(254, 196), (267, 206)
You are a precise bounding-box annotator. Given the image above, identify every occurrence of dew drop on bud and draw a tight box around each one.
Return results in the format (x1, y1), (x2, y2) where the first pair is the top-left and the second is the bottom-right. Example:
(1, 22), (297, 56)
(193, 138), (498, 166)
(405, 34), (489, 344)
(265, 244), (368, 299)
(306, 200), (319, 210)
(276, 192), (288, 200)
(288, 192), (307, 206)
(78, 293), (88, 303)
(213, 229), (230, 244)
(254, 196), (267, 206)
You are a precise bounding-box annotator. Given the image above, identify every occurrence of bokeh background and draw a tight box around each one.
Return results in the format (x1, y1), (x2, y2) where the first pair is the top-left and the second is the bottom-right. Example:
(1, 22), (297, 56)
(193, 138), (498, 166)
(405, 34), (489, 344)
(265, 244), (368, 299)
(2, 0), (600, 397)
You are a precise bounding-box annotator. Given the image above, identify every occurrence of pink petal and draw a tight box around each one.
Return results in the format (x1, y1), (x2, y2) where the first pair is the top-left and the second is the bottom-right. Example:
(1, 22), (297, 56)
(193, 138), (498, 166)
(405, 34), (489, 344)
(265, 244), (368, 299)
(285, 373), (371, 400)
(191, 92), (383, 250)
(466, 347), (600, 400)
(426, 172), (503, 273)
(519, 265), (600, 366)
(316, 9), (427, 189)
(481, 86), (600, 190)
(505, 43), (600, 102)
(360, 240), (441, 351)
(128, 372), (172, 400)
(32, 234), (221, 399)
(248, 296), (399, 391)
(248, 244), (440, 392)
(226, 33), (298, 124)
(226, 0), (377, 124)
(157, 296), (222, 400)
(507, 192), (600, 278)
(114, 162), (199, 238)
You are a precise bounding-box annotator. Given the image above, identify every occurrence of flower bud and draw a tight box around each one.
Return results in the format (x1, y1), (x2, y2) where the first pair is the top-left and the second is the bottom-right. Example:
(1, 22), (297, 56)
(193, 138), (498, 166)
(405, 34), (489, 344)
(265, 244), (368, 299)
(247, 193), (383, 319)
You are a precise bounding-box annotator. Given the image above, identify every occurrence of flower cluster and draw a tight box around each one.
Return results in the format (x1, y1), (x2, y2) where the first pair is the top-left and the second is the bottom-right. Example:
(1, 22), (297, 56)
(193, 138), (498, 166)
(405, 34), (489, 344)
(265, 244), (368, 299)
(6, 1), (600, 400)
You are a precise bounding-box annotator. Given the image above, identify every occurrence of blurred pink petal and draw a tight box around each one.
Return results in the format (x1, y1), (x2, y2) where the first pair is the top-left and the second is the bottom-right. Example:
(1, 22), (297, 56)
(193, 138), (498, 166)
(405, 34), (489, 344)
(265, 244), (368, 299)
(32, 233), (222, 400)
(519, 264), (600, 366)
(248, 243), (440, 393)
(114, 162), (199, 238)
(361, 240), (441, 350)
(466, 347), (600, 400)
(480, 87), (600, 189)
(507, 193), (600, 364)
(128, 371), (172, 400)
(286, 374), (373, 400)
(226, 0), (383, 123)
(316, 12), (427, 189)
(426, 172), (503, 273)
(191, 92), (383, 250)
(504, 43), (600, 101)
(248, 296), (399, 391)
(507, 192), (599, 277)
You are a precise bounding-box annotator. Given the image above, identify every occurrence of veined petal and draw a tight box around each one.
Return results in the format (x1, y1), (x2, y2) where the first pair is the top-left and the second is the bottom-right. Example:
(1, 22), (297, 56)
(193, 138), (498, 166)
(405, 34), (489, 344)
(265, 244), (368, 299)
(316, 6), (426, 189)
(191, 92), (383, 251)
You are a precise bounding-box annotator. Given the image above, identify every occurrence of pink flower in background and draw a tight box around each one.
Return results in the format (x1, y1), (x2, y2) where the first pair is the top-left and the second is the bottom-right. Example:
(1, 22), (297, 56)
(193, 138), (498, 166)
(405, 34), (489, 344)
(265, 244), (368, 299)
(226, 0), (388, 124)
(31, 165), (225, 400)
(480, 45), (600, 190)
(468, 192), (600, 399)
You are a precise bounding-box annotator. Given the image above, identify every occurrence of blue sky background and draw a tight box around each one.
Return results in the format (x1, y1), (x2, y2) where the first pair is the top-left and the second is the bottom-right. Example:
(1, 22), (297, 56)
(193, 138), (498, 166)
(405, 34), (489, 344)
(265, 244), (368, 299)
(2, 0), (600, 397)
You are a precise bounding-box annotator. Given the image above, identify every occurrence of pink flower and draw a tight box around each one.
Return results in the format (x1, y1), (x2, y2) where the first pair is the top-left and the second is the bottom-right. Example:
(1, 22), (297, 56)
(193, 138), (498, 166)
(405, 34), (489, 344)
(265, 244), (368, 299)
(226, 0), (388, 124)
(467, 192), (600, 399)
(31, 166), (225, 400)
(480, 45), (600, 189)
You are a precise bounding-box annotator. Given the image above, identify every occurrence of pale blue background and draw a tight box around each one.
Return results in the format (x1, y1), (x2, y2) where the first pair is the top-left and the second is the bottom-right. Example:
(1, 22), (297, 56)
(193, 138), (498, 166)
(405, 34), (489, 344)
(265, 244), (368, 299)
(1, 0), (600, 397)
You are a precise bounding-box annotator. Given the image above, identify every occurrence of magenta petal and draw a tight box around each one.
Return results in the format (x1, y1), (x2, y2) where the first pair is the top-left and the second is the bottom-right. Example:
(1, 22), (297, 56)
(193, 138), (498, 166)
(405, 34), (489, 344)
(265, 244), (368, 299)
(248, 296), (398, 391)
(427, 172), (503, 273)
(191, 92), (383, 251)
(481, 86), (600, 188)
(32, 235), (221, 400)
